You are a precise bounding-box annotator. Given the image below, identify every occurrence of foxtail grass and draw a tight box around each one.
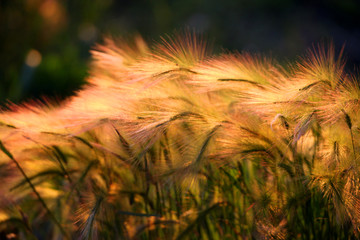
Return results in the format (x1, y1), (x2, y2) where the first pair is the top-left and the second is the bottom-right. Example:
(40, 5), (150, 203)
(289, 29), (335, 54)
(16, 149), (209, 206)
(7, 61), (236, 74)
(0, 33), (360, 239)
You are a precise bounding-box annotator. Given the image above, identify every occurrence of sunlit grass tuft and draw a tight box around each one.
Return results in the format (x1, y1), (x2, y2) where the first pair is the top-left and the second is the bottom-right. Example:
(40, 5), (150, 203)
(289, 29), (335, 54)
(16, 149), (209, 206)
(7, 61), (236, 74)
(0, 33), (360, 239)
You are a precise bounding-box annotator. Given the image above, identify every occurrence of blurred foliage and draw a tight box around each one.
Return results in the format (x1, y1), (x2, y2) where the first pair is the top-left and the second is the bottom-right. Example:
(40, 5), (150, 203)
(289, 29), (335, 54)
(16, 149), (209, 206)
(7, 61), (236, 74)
(1, 0), (360, 104)
(0, 0), (112, 103)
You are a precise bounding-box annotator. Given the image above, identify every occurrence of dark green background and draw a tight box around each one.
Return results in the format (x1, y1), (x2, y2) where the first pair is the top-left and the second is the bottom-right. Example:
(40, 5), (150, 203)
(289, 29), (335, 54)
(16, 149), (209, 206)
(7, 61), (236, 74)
(1, 0), (359, 104)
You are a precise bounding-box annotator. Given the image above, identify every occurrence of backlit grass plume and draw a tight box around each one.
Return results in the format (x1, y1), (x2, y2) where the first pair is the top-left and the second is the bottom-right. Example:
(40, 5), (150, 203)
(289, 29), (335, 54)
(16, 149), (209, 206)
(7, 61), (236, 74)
(1, 32), (360, 239)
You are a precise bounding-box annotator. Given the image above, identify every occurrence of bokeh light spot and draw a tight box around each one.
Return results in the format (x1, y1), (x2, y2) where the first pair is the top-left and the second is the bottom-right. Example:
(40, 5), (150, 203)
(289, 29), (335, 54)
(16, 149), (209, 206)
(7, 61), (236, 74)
(25, 49), (42, 67)
(78, 23), (98, 42)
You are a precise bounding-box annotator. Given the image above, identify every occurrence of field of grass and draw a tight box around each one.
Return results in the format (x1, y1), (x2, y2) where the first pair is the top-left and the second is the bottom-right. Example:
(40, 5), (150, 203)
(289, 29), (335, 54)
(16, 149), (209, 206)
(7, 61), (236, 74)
(0, 33), (360, 239)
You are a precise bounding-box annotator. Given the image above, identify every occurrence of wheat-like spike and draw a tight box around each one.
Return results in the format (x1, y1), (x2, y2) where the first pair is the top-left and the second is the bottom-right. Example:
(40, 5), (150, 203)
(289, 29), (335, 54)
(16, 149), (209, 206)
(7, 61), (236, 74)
(1, 33), (360, 238)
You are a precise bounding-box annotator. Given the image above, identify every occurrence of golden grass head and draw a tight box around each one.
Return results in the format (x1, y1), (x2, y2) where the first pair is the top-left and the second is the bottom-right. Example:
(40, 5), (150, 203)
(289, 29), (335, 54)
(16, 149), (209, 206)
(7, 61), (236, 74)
(1, 32), (360, 238)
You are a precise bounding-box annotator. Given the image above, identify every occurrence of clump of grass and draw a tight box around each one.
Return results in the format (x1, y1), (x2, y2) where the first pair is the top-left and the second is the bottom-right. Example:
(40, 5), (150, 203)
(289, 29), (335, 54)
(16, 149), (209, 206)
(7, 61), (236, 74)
(1, 32), (360, 239)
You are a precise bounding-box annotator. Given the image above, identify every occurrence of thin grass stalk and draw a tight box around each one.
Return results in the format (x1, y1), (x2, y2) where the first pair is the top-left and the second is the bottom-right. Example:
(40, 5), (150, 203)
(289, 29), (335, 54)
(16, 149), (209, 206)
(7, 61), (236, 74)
(51, 146), (74, 183)
(0, 141), (70, 239)
(342, 110), (357, 167)
(155, 183), (163, 216)
(81, 196), (104, 240)
(144, 154), (150, 215)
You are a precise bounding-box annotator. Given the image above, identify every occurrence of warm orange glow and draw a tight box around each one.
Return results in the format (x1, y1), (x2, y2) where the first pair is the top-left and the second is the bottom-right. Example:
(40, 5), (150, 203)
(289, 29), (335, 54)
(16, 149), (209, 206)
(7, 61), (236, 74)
(39, 0), (66, 28)
(25, 49), (42, 67)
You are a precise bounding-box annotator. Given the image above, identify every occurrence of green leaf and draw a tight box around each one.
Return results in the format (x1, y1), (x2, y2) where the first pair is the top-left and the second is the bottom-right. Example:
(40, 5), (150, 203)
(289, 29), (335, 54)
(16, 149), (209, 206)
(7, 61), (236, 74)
(10, 168), (66, 191)
(176, 202), (228, 240)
